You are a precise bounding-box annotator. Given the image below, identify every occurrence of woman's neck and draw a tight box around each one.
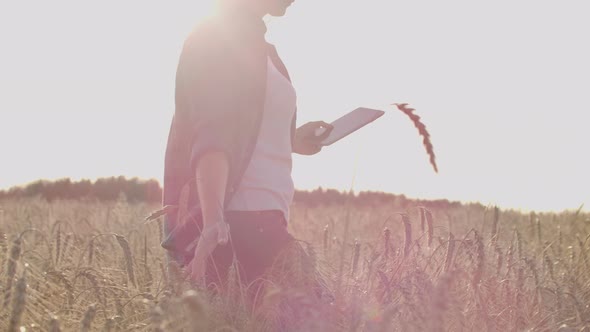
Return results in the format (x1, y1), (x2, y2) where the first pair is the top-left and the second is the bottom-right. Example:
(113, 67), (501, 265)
(214, 2), (268, 37)
(217, 1), (266, 20)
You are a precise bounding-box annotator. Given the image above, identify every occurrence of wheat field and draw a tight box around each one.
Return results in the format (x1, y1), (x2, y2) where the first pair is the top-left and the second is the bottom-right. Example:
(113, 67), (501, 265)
(0, 197), (589, 331)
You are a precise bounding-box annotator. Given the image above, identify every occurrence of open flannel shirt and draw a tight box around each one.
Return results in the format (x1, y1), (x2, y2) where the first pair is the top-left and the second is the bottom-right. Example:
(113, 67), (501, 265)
(161, 11), (297, 263)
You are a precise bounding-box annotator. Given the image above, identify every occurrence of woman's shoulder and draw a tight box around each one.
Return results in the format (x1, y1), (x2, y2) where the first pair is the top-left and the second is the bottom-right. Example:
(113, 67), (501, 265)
(184, 17), (225, 47)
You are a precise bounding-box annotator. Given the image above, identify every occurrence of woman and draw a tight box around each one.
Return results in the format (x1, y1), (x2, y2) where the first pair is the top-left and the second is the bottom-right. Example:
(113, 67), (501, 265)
(161, 0), (333, 289)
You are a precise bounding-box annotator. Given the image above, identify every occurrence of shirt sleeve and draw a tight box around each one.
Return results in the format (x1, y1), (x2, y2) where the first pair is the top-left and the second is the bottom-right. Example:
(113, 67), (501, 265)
(175, 25), (241, 175)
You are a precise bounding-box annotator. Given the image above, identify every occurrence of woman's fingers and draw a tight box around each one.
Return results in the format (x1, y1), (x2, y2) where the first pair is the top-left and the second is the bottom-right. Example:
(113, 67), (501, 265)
(189, 225), (223, 281)
(197, 227), (220, 257)
(310, 121), (333, 142)
(315, 128), (332, 141)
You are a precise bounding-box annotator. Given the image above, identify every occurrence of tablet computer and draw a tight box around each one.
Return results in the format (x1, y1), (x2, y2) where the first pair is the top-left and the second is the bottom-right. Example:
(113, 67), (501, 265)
(316, 107), (385, 146)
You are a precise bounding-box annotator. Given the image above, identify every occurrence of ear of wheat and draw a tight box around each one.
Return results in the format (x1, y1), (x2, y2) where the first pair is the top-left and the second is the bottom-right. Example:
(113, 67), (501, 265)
(144, 205), (179, 223)
(115, 235), (137, 288)
(393, 103), (438, 173)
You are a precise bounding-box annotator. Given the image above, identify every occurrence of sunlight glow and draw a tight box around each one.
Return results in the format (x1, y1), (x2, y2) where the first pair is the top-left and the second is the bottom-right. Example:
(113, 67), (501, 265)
(1, 0), (588, 212)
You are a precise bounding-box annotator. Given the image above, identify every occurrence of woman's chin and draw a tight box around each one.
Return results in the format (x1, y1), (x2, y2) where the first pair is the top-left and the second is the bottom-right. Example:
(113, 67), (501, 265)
(269, 2), (293, 17)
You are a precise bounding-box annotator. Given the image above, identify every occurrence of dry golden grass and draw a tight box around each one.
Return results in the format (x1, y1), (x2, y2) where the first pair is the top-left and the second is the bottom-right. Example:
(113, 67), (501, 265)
(1, 197), (589, 331)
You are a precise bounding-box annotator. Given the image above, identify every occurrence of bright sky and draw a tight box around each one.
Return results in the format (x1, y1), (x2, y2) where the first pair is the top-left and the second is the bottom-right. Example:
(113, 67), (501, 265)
(1, 0), (589, 212)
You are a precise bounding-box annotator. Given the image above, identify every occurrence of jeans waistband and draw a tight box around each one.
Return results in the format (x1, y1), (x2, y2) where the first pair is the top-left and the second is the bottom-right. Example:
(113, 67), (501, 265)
(225, 210), (286, 225)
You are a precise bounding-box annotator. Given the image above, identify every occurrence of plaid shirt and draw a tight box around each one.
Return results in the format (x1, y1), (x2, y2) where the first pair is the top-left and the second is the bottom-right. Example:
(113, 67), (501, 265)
(161, 12), (297, 261)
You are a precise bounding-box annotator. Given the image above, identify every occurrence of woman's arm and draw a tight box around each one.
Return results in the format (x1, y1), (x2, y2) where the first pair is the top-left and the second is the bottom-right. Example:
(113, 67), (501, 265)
(195, 151), (229, 227)
(177, 22), (248, 280)
(188, 151), (231, 281)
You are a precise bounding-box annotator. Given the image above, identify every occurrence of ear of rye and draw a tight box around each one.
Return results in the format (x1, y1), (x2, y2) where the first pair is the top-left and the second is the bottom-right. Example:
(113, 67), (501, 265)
(394, 103), (438, 173)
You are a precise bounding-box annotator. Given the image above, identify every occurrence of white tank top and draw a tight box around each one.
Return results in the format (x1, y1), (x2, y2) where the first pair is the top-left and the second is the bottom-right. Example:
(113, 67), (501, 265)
(226, 56), (297, 220)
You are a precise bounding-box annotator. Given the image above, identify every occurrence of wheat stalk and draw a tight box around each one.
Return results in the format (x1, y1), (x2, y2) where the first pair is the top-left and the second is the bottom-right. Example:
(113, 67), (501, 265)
(8, 268), (27, 332)
(393, 103), (438, 173)
(524, 257), (541, 304)
(48, 315), (61, 332)
(77, 270), (106, 312)
(555, 284), (564, 319)
(472, 231), (485, 287)
(351, 240), (361, 276)
(54, 223), (61, 265)
(88, 237), (95, 266)
(167, 260), (183, 294)
(306, 242), (317, 272)
(399, 213), (412, 258)
(103, 317), (115, 332)
(0, 228), (7, 271)
(114, 298), (125, 330)
(514, 267), (525, 329)
(47, 270), (74, 308)
(419, 208), (426, 233)
(444, 232), (456, 273)
(536, 217), (543, 245)
(145, 205), (179, 223)
(515, 229), (523, 261)
(323, 224), (330, 255)
(61, 233), (72, 265)
(528, 212), (536, 239)
(544, 253), (556, 283)
(431, 272), (453, 332)
(505, 238), (515, 279)
(383, 227), (391, 259)
(3, 236), (22, 310)
(576, 235), (590, 277)
(80, 304), (97, 332)
(115, 234), (137, 288)
(143, 234), (153, 293)
(568, 245), (576, 274)
(495, 247), (503, 277)
(491, 206), (500, 245)
(557, 226), (563, 259)
(424, 208), (434, 248)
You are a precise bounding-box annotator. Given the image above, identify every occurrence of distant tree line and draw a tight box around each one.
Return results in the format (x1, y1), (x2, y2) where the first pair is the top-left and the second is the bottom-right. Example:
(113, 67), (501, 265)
(0, 177), (162, 203)
(294, 187), (463, 210)
(0, 177), (464, 209)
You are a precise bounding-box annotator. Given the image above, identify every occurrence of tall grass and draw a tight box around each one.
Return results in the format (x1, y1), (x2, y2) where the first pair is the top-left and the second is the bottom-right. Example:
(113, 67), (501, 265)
(0, 197), (589, 331)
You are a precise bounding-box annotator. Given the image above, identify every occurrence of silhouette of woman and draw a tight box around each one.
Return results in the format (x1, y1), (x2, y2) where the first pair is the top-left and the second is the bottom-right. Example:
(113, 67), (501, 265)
(161, 0), (333, 289)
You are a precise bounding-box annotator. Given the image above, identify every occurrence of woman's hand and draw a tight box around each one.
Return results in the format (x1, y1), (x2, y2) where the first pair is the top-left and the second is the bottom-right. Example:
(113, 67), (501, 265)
(293, 121), (334, 155)
(187, 221), (230, 282)
(189, 151), (230, 282)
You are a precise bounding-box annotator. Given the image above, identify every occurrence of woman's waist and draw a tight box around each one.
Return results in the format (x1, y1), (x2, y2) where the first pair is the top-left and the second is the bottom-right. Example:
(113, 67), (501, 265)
(225, 209), (287, 226)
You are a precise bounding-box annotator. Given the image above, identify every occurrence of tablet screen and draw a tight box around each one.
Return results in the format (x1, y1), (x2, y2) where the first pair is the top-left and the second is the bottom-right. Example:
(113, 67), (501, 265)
(317, 107), (385, 146)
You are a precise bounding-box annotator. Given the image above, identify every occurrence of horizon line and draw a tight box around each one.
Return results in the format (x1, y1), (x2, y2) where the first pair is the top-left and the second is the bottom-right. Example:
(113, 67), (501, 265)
(0, 176), (586, 215)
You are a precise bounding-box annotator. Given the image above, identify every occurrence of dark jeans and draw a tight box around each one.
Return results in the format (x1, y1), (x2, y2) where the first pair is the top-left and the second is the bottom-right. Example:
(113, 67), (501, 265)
(205, 210), (294, 290)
